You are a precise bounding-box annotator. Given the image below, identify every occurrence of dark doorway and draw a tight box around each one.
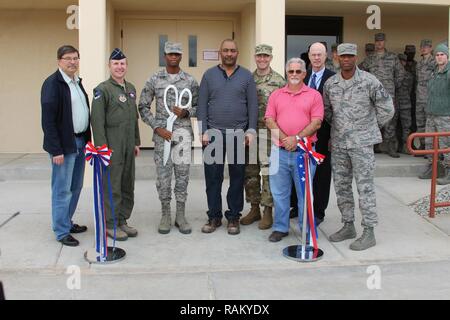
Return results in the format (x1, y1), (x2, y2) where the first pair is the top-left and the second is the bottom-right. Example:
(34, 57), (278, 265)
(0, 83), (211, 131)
(286, 15), (343, 68)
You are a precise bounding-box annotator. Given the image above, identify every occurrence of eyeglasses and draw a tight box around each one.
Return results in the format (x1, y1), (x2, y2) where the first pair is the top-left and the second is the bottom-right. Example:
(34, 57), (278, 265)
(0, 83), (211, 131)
(60, 57), (80, 62)
(288, 69), (303, 75)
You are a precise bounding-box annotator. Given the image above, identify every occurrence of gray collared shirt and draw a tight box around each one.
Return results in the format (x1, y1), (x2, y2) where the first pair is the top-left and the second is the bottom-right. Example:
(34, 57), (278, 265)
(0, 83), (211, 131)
(59, 68), (89, 134)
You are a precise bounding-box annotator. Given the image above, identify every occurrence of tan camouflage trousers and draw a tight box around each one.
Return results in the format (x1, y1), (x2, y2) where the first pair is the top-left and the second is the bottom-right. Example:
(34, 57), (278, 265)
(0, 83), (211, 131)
(244, 135), (273, 207)
(331, 145), (378, 227)
(425, 115), (450, 168)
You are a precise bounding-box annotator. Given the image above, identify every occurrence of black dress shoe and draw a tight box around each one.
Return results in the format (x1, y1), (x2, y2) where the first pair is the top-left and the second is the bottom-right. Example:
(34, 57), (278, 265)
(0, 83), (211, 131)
(269, 231), (289, 242)
(58, 234), (79, 247)
(315, 217), (324, 226)
(70, 224), (87, 234)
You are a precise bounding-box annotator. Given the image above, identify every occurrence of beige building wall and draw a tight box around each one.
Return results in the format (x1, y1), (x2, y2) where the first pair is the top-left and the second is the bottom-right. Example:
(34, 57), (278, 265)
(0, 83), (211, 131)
(343, 14), (449, 63)
(0, 1), (448, 152)
(0, 10), (78, 153)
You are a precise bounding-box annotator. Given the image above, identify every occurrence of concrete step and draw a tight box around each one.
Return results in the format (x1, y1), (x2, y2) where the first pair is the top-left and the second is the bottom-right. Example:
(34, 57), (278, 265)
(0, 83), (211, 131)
(0, 150), (429, 181)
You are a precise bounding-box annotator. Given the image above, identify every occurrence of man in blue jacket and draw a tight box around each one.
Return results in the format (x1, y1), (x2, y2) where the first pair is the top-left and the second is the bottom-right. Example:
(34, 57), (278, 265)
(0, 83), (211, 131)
(41, 45), (91, 247)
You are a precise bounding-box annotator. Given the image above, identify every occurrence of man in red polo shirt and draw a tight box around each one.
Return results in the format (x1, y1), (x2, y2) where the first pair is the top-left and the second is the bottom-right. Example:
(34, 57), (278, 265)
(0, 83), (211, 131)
(264, 57), (324, 242)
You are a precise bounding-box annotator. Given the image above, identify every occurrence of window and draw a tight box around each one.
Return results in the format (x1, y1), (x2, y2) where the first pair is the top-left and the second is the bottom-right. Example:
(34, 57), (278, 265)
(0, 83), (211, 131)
(189, 35), (197, 67)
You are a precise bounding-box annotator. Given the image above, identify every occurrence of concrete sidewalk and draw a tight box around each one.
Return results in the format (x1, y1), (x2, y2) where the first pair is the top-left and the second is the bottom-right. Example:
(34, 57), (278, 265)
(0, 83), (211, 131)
(0, 154), (450, 299)
(0, 150), (429, 180)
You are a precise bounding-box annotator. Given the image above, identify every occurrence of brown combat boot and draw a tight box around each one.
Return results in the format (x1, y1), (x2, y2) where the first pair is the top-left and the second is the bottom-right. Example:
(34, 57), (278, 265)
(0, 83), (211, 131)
(258, 206), (273, 230)
(240, 204), (261, 225)
(201, 218), (222, 233)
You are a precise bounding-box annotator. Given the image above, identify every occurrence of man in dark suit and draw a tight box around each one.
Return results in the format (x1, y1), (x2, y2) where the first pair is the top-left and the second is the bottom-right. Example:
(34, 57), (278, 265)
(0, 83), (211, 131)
(41, 45), (91, 247)
(290, 42), (335, 226)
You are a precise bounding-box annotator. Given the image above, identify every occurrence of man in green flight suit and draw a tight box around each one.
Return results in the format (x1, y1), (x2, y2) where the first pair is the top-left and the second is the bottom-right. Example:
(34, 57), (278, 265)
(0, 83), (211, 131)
(91, 48), (141, 241)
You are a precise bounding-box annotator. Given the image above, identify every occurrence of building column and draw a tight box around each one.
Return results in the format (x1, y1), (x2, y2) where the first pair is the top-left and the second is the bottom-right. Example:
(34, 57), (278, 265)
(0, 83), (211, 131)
(255, 0), (285, 75)
(79, 0), (107, 93)
(240, 3), (256, 71)
(79, 0), (108, 186)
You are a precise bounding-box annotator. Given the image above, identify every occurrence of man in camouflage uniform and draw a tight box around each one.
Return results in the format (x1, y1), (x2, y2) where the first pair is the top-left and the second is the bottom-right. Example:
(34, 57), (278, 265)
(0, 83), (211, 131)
(404, 45), (417, 133)
(326, 43), (340, 73)
(240, 44), (285, 230)
(357, 43), (374, 69)
(396, 54), (413, 154)
(359, 33), (404, 158)
(138, 42), (199, 235)
(416, 39), (437, 149)
(324, 43), (394, 251)
(91, 48), (141, 241)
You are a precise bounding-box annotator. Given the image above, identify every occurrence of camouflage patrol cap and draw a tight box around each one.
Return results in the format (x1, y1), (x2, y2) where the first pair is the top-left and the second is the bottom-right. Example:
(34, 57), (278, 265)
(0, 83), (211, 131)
(404, 45), (416, 53)
(331, 43), (338, 52)
(164, 42), (183, 54)
(398, 53), (407, 61)
(255, 44), (273, 56)
(374, 33), (386, 41)
(337, 43), (357, 56)
(365, 43), (375, 52)
(420, 39), (432, 48)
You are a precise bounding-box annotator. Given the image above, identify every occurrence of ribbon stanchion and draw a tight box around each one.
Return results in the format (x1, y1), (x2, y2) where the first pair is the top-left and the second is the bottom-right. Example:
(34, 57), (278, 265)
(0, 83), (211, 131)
(84, 142), (126, 264)
(283, 137), (324, 262)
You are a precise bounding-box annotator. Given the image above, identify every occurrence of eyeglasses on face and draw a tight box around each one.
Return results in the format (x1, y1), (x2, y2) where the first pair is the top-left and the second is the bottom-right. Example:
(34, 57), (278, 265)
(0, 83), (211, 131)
(287, 69), (303, 75)
(60, 57), (80, 62)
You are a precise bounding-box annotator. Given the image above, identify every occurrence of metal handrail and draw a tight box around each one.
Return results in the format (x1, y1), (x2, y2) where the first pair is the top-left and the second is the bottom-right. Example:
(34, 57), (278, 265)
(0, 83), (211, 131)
(407, 132), (450, 218)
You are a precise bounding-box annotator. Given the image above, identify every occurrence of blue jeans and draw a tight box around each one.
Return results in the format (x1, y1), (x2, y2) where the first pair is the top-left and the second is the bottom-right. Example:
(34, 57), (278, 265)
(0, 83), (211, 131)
(269, 146), (316, 233)
(203, 130), (245, 221)
(50, 137), (86, 240)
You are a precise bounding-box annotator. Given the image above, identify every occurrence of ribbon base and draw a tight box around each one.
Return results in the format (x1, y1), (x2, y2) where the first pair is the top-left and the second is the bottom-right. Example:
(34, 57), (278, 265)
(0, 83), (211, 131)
(84, 247), (126, 264)
(282, 245), (324, 263)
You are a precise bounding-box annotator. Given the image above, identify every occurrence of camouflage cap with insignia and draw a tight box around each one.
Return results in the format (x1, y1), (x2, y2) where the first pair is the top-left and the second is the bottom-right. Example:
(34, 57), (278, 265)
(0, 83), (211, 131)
(374, 33), (386, 41)
(337, 43), (357, 56)
(365, 43), (375, 52)
(398, 53), (407, 61)
(404, 45), (416, 53)
(255, 44), (273, 56)
(164, 42), (183, 54)
(420, 39), (432, 48)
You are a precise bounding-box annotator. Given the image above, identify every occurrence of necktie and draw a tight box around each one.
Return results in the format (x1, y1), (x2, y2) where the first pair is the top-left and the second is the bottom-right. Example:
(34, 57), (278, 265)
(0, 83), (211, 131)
(310, 73), (317, 90)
